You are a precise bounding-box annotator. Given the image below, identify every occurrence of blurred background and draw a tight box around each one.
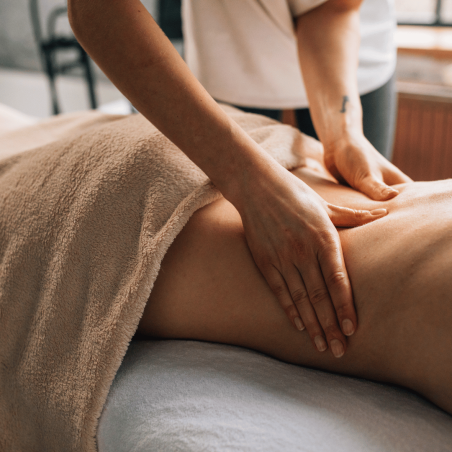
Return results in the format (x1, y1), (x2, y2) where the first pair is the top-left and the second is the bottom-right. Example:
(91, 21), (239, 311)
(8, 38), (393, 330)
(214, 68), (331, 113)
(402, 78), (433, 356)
(0, 0), (174, 116)
(0, 0), (451, 180)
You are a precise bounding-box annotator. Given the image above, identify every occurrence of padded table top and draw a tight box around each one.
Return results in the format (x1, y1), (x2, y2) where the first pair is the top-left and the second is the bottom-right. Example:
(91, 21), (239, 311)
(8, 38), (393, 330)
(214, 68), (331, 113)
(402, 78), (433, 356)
(98, 340), (452, 452)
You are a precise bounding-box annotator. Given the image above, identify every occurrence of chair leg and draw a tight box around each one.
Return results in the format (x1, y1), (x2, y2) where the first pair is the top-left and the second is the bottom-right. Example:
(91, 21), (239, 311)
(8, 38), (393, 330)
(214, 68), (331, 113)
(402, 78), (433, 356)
(43, 49), (60, 115)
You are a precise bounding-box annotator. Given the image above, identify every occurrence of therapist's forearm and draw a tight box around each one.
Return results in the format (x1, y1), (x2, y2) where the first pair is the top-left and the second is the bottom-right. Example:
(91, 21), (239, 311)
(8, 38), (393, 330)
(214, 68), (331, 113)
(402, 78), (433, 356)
(296, 0), (363, 151)
(68, 0), (382, 355)
(68, 0), (272, 204)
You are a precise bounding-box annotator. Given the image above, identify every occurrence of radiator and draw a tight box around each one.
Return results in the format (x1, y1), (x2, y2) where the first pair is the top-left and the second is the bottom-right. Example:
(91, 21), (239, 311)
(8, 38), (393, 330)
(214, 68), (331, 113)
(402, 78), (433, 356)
(392, 82), (452, 181)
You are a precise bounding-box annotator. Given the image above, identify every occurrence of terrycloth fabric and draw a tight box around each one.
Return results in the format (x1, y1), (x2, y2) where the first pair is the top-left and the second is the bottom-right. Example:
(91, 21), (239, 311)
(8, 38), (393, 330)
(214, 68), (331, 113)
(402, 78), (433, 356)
(0, 105), (307, 452)
(98, 340), (452, 452)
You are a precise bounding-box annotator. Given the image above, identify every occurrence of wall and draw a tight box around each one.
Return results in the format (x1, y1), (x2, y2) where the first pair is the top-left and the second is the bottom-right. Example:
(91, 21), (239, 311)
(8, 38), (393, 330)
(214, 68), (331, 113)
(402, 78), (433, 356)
(0, 0), (158, 72)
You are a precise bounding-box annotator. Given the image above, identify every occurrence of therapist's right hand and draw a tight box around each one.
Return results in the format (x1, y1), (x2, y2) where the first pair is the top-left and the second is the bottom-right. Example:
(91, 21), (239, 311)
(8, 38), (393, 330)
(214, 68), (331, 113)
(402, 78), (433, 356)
(234, 164), (387, 358)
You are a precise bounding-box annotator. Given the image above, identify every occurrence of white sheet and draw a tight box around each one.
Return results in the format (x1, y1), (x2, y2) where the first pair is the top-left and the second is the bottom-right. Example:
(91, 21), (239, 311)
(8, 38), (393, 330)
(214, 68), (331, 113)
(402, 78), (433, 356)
(97, 340), (452, 452)
(0, 103), (37, 135)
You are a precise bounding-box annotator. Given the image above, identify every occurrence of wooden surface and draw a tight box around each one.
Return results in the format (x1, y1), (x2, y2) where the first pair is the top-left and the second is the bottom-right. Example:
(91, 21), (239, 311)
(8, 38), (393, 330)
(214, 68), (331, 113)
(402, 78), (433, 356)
(396, 81), (452, 103)
(393, 27), (452, 181)
(392, 83), (452, 181)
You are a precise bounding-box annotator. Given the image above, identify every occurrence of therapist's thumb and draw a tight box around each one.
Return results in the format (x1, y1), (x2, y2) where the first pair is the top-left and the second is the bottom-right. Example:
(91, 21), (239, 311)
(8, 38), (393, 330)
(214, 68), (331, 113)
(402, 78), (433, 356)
(354, 174), (399, 201)
(327, 204), (388, 228)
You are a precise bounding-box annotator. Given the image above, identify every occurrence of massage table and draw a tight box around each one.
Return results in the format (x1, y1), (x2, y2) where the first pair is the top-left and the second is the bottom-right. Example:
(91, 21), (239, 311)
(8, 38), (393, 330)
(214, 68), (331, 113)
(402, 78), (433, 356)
(97, 340), (452, 452)
(1, 104), (451, 451)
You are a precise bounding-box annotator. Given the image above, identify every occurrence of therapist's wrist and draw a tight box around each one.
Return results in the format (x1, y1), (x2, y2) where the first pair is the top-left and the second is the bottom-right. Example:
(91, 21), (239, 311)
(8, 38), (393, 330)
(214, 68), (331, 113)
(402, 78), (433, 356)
(323, 127), (365, 153)
(315, 93), (363, 150)
(201, 119), (280, 209)
(320, 108), (363, 155)
(218, 147), (284, 213)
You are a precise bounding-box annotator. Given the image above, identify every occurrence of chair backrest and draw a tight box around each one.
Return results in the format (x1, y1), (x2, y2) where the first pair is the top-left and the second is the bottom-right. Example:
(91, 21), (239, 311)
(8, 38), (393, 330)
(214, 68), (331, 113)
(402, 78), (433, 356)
(29, 0), (73, 44)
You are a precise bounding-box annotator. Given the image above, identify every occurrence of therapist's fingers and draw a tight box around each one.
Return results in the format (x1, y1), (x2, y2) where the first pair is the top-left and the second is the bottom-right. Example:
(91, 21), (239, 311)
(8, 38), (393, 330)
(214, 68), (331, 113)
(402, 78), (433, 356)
(352, 173), (399, 202)
(296, 240), (351, 358)
(323, 133), (413, 201)
(282, 265), (312, 331)
(316, 237), (357, 338)
(326, 204), (388, 227)
(260, 265), (305, 331)
(302, 204), (387, 348)
(290, 264), (329, 353)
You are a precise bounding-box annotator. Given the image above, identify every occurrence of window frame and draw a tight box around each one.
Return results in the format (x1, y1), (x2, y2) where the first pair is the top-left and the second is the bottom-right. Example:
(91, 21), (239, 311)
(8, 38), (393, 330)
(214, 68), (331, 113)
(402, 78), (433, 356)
(397, 0), (452, 27)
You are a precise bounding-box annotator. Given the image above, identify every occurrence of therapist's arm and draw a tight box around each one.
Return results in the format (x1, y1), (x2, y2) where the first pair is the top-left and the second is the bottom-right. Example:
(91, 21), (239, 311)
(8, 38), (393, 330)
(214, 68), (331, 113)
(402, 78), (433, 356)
(68, 0), (388, 357)
(296, 0), (411, 200)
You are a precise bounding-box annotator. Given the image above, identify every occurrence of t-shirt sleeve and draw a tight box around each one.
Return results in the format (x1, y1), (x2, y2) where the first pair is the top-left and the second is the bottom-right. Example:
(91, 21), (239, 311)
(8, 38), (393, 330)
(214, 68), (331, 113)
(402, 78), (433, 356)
(287, 0), (329, 17)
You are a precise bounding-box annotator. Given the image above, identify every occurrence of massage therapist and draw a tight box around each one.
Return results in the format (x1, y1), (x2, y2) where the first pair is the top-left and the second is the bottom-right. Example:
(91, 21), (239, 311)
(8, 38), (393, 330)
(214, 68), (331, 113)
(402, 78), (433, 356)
(68, 0), (411, 356)
(183, 0), (400, 161)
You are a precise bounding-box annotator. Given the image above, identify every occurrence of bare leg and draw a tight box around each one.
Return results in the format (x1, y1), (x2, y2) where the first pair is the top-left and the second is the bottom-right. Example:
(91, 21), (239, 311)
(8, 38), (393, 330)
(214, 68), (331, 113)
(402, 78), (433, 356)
(137, 196), (452, 415)
(138, 199), (397, 378)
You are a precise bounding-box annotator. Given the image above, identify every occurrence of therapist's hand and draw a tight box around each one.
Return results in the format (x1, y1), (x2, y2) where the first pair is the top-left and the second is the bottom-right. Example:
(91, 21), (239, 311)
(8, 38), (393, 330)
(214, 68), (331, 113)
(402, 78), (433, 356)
(324, 133), (413, 201)
(294, 0), (412, 201)
(234, 164), (388, 358)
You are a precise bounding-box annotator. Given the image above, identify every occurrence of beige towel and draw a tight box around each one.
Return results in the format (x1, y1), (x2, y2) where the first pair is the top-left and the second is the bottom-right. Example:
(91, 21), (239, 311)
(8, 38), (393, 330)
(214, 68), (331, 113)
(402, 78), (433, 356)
(0, 105), (313, 451)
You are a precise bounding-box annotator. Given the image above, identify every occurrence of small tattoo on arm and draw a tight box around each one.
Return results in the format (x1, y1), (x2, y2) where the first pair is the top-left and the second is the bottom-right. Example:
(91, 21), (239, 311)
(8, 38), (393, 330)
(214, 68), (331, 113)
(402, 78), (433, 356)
(340, 96), (349, 113)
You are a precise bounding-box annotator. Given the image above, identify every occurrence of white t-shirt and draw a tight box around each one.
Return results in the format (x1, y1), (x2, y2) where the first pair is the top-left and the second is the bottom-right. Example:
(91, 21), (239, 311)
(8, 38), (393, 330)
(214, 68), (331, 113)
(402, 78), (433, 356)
(182, 0), (397, 109)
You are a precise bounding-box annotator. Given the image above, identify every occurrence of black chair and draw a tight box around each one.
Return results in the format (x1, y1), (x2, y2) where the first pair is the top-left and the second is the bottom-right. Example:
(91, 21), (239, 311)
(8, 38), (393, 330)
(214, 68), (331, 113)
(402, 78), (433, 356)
(29, 0), (97, 115)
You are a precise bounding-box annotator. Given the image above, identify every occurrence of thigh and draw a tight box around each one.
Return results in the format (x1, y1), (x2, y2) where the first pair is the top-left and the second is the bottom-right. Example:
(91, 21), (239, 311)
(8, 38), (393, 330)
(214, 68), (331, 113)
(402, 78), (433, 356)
(137, 199), (398, 384)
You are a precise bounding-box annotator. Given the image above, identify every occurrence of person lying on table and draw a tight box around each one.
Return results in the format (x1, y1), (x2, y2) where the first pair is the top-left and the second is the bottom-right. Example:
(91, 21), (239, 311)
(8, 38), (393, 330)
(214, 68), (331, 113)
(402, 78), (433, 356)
(135, 129), (452, 415)
(68, 0), (410, 357)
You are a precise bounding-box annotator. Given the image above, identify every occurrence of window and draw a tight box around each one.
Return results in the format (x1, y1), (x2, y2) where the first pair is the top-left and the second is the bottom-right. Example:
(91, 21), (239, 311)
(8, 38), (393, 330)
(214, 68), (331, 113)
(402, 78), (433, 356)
(395, 0), (452, 26)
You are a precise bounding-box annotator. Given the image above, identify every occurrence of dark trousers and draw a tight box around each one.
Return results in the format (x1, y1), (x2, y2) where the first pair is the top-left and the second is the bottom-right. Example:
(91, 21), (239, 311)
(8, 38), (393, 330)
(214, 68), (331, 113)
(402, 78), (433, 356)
(233, 74), (397, 161)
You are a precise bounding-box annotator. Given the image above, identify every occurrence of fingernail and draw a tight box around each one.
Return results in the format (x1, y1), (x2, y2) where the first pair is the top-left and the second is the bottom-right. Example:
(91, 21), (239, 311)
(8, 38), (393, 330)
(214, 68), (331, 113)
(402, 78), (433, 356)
(342, 318), (355, 336)
(370, 208), (387, 216)
(294, 317), (305, 331)
(382, 188), (398, 198)
(331, 339), (345, 358)
(314, 336), (327, 352)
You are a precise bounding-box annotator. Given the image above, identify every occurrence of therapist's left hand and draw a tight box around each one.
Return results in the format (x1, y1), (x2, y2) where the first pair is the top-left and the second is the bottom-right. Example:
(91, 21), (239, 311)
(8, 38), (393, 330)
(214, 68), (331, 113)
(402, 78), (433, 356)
(324, 133), (412, 201)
